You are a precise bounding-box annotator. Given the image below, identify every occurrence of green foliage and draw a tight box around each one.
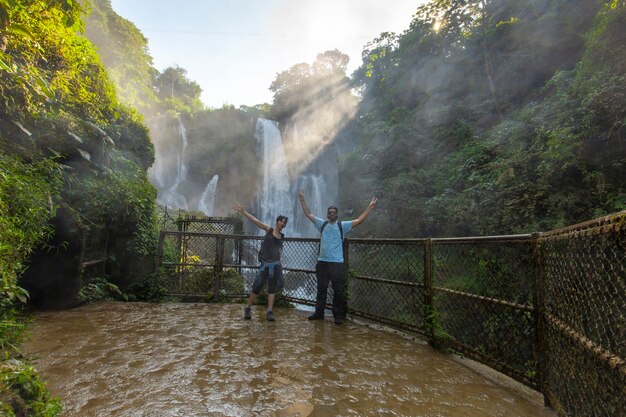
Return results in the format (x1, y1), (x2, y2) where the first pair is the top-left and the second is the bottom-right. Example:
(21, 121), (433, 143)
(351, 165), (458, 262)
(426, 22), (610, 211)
(64, 150), (159, 287)
(64, 149), (154, 237)
(0, 305), (25, 355)
(77, 276), (122, 302)
(154, 66), (203, 114)
(0, 153), (61, 302)
(342, 0), (625, 238)
(0, 2), (159, 414)
(0, 359), (62, 417)
(269, 49), (354, 122)
(0, 0), (117, 121)
(423, 304), (455, 349)
(108, 104), (154, 170)
(125, 269), (170, 302)
(216, 268), (245, 300)
(83, 0), (159, 113)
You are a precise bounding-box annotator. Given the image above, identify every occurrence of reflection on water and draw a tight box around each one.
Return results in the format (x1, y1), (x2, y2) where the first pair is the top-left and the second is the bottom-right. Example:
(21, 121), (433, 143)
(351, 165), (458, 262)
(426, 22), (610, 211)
(23, 303), (554, 417)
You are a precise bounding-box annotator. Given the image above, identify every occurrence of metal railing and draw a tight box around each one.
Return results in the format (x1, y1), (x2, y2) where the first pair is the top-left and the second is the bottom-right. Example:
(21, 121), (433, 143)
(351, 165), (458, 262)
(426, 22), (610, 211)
(156, 210), (626, 417)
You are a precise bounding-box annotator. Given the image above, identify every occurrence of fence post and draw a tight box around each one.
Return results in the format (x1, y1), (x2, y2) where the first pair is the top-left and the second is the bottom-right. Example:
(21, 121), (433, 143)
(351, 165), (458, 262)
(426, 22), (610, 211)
(156, 231), (165, 269)
(176, 218), (183, 290)
(344, 238), (350, 315)
(214, 236), (225, 300)
(531, 232), (550, 407)
(236, 237), (243, 275)
(424, 238), (434, 340)
(74, 229), (87, 300)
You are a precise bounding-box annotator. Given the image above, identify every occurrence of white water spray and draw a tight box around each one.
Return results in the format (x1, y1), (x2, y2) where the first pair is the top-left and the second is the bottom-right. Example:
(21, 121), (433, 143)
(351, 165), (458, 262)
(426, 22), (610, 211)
(254, 118), (338, 237)
(149, 115), (189, 210)
(198, 174), (219, 216)
(255, 119), (294, 229)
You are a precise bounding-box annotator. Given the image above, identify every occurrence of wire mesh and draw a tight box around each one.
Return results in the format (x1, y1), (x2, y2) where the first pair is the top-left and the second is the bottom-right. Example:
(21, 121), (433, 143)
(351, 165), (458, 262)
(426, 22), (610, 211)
(79, 227), (109, 292)
(430, 237), (537, 385)
(539, 211), (626, 417)
(155, 204), (178, 231)
(155, 210), (626, 417)
(281, 239), (320, 305)
(179, 216), (242, 235)
(348, 239), (426, 332)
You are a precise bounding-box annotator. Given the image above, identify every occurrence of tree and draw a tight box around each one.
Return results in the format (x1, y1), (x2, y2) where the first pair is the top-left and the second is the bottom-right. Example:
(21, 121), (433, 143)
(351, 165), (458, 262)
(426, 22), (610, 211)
(84, 0), (159, 113)
(154, 65), (203, 113)
(269, 50), (352, 121)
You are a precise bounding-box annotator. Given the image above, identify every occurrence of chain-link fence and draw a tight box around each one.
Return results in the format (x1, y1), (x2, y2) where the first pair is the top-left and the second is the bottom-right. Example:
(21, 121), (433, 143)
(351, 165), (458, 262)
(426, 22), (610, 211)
(155, 204), (178, 231)
(156, 210), (626, 417)
(155, 204), (243, 234)
(430, 235), (537, 386)
(538, 211), (625, 417)
(77, 226), (109, 297)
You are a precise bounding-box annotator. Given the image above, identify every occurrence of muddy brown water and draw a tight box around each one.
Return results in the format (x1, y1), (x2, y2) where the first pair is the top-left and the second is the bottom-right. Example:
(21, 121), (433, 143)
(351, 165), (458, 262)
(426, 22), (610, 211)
(22, 302), (555, 417)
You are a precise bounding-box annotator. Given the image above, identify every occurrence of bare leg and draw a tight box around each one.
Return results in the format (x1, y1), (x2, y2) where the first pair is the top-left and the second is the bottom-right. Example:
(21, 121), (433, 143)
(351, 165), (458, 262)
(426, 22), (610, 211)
(267, 293), (275, 311)
(247, 293), (257, 307)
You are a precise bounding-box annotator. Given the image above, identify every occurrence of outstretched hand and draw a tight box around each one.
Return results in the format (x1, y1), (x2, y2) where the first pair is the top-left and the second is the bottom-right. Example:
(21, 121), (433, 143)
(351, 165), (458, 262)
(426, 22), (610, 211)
(369, 197), (378, 209)
(233, 201), (245, 213)
(297, 190), (305, 202)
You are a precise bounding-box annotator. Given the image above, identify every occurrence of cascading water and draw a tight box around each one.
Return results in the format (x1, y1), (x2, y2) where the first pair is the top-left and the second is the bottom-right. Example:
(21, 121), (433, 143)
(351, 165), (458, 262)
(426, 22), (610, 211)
(254, 118), (338, 237)
(149, 115), (189, 210)
(198, 174), (219, 216)
(148, 114), (339, 231)
(255, 119), (294, 230)
(292, 174), (329, 237)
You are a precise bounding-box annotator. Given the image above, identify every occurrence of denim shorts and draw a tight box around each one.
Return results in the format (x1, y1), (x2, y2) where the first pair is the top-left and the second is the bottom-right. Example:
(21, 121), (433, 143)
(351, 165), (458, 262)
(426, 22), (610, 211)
(251, 262), (284, 294)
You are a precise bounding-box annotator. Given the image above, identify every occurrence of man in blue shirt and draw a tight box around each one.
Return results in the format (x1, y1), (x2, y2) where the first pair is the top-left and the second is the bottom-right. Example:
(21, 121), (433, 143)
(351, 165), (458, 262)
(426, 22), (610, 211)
(298, 191), (378, 324)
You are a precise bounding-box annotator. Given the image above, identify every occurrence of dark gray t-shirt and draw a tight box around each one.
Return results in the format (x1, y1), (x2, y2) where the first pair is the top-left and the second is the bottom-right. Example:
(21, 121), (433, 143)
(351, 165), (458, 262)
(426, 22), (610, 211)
(259, 228), (283, 262)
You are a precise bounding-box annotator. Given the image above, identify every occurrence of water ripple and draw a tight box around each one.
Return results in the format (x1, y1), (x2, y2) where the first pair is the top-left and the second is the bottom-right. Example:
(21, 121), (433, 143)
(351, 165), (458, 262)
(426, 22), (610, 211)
(23, 302), (555, 417)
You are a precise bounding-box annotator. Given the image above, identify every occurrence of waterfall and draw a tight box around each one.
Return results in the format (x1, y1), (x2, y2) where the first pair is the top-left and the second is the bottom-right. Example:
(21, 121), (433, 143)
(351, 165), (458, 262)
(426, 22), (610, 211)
(149, 115), (189, 210)
(147, 114), (339, 231)
(150, 114), (168, 189)
(254, 118), (338, 237)
(292, 174), (329, 237)
(198, 174), (219, 216)
(255, 119), (293, 230)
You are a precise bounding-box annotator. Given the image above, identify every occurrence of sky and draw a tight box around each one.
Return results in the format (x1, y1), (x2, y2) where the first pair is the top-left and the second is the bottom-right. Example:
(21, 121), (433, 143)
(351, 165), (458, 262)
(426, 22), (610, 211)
(109, 0), (425, 108)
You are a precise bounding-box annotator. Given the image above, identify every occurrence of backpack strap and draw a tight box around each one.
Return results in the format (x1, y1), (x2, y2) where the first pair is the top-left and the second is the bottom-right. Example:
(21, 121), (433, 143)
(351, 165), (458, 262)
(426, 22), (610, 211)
(318, 221), (329, 255)
(320, 221), (343, 240)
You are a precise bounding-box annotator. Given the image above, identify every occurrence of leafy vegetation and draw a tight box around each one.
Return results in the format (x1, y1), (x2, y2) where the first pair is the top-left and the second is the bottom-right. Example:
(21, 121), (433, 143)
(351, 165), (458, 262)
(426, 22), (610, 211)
(1, 0), (160, 410)
(0, 359), (62, 417)
(0, 153), (61, 304)
(0, 0), (622, 411)
(340, 0), (625, 237)
(83, 0), (158, 114)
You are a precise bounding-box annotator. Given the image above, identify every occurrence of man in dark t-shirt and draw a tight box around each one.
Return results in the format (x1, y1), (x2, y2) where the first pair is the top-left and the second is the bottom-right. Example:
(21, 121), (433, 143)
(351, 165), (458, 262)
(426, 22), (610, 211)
(233, 201), (287, 322)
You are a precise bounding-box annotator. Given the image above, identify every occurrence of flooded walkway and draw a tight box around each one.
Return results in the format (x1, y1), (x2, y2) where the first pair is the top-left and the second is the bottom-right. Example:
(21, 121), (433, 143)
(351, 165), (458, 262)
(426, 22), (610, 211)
(23, 302), (554, 417)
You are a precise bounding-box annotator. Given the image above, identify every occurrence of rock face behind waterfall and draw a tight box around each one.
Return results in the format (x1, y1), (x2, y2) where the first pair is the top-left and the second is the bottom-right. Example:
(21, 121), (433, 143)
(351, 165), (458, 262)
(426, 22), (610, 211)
(149, 114), (189, 210)
(289, 145), (339, 237)
(145, 110), (340, 233)
(147, 109), (258, 216)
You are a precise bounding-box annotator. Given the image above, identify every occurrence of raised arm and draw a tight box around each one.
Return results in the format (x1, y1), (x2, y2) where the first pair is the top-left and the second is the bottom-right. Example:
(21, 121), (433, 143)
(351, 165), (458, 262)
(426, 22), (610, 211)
(233, 201), (270, 232)
(297, 190), (316, 224)
(351, 197), (378, 228)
